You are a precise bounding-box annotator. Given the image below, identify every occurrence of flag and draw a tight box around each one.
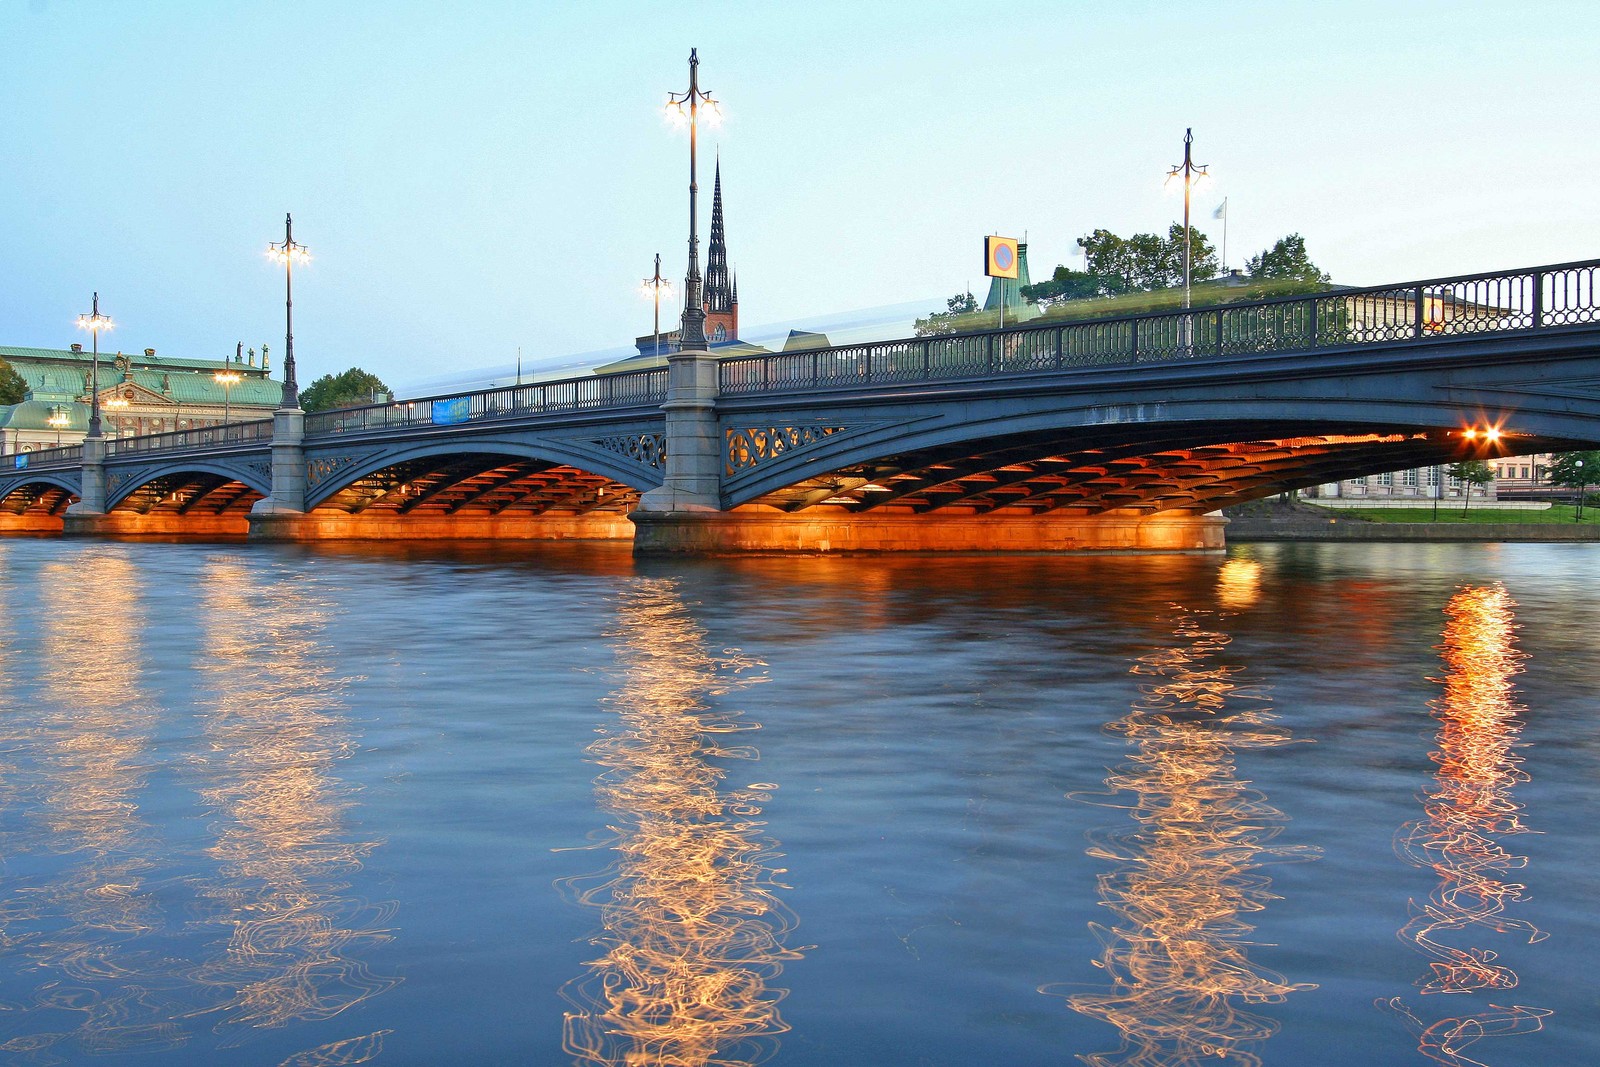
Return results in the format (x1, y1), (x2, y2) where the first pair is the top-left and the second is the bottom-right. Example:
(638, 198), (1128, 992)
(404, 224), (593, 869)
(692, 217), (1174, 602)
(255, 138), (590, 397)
(984, 235), (1020, 280)
(1212, 199), (1228, 220)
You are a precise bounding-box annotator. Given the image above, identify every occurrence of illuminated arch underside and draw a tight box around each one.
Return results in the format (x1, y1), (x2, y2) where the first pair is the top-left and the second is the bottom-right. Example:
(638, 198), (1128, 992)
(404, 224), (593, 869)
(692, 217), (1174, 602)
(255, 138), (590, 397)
(0, 483), (77, 516)
(313, 454), (640, 517)
(753, 422), (1578, 516)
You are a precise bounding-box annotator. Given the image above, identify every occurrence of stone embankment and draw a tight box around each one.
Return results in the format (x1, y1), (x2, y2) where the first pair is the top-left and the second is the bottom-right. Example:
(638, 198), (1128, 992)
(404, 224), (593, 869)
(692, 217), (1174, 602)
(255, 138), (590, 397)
(1222, 499), (1600, 543)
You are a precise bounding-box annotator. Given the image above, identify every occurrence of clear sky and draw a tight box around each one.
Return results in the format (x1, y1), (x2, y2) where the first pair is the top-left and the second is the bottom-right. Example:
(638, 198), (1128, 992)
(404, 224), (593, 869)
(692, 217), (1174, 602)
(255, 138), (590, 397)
(3, 0), (1596, 393)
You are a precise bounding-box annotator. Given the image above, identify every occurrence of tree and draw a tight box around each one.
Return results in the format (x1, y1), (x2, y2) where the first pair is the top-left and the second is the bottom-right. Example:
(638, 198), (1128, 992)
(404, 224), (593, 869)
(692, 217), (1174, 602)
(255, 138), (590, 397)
(1446, 459), (1494, 516)
(299, 367), (392, 412)
(1021, 226), (1221, 309)
(1245, 234), (1330, 296)
(1546, 449), (1600, 520)
(914, 291), (981, 337)
(1020, 265), (1101, 307)
(0, 357), (27, 405)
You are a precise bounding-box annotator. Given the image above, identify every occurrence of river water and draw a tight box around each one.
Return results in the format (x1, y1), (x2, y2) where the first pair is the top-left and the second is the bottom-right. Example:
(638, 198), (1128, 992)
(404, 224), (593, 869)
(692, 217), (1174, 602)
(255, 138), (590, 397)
(0, 537), (1595, 1067)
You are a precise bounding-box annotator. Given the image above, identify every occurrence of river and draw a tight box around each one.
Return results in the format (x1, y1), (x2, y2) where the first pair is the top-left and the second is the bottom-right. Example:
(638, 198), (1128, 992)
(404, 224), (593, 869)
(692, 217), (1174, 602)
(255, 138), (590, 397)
(0, 538), (1594, 1066)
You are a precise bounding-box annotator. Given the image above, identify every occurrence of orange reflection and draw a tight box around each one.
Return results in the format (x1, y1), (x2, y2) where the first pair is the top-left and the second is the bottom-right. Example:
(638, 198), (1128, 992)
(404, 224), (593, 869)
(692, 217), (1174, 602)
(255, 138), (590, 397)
(185, 559), (397, 1045)
(1382, 585), (1551, 1064)
(1216, 558), (1262, 610)
(561, 579), (800, 1067)
(1058, 611), (1314, 1067)
(15, 553), (186, 1056)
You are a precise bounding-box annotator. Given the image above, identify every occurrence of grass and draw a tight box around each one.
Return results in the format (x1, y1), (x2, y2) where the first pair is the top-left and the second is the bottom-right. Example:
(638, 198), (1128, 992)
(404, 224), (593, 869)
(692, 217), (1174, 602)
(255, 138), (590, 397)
(1326, 504), (1600, 524)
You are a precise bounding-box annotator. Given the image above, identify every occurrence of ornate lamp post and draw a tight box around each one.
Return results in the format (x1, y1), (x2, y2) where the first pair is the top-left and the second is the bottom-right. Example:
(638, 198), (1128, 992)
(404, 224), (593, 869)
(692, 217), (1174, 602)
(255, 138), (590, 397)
(214, 366), (242, 425)
(47, 407), (68, 446)
(266, 213), (310, 409)
(74, 293), (113, 438)
(1165, 128), (1209, 311)
(664, 49), (722, 351)
(640, 252), (676, 357)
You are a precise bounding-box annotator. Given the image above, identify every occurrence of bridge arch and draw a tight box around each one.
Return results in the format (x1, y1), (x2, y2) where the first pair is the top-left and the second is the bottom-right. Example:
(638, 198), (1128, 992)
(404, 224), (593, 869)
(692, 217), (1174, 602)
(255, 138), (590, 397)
(104, 460), (273, 512)
(302, 435), (663, 513)
(721, 391), (1597, 514)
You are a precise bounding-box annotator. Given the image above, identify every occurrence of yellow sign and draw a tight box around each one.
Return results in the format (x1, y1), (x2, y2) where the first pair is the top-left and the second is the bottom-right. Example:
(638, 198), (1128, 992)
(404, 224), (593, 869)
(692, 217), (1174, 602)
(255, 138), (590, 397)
(985, 235), (1020, 279)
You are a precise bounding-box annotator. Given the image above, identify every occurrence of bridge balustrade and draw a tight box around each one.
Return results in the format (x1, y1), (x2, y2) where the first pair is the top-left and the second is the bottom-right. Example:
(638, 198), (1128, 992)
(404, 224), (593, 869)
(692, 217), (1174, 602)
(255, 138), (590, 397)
(8, 445), (83, 471)
(719, 259), (1600, 395)
(108, 418), (275, 456)
(301, 367), (668, 438)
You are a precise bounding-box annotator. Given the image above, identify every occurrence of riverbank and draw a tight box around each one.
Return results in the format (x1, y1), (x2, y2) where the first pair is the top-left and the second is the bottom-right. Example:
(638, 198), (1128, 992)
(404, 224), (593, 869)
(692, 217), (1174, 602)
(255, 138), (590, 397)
(1223, 499), (1600, 542)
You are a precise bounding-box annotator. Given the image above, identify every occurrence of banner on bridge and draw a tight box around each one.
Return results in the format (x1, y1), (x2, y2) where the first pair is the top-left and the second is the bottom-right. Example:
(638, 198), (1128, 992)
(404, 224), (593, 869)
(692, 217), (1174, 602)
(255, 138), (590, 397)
(431, 397), (472, 425)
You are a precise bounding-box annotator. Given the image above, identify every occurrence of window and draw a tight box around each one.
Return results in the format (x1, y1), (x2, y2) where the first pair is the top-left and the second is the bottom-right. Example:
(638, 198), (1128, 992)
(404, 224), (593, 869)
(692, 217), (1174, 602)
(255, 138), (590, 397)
(1379, 471), (1394, 486)
(1403, 469), (1418, 487)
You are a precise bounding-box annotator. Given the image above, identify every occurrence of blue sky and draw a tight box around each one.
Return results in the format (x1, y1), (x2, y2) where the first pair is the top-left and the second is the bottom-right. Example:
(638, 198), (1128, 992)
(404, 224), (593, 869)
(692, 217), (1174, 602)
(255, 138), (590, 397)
(2, 1), (1596, 392)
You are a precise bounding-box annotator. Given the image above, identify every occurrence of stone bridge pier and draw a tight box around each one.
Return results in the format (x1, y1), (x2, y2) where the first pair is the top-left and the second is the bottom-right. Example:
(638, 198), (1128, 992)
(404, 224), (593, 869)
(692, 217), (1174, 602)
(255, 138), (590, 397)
(628, 348), (1226, 554)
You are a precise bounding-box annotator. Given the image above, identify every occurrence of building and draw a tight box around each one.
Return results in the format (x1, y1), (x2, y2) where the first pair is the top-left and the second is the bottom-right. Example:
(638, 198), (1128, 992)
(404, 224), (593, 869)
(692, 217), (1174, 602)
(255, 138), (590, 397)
(0, 343), (285, 455)
(626, 159), (745, 365)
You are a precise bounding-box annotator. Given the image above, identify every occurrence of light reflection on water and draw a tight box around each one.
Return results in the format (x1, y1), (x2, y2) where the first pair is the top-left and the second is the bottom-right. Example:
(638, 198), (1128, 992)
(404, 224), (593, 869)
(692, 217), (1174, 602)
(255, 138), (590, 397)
(1057, 608), (1316, 1067)
(561, 578), (801, 1067)
(1382, 584), (1551, 1064)
(186, 558), (397, 1055)
(11, 552), (186, 1058)
(0, 540), (1594, 1064)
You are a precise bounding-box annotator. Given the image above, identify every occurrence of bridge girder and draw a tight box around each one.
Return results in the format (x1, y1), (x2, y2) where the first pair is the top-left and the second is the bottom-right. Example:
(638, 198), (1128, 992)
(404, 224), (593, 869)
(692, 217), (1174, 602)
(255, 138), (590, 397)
(717, 332), (1600, 513)
(0, 476), (80, 516)
(301, 434), (663, 513)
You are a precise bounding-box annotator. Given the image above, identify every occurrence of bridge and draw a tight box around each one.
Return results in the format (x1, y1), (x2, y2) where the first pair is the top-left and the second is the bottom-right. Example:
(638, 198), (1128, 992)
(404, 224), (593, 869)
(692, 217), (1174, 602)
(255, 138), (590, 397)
(5, 258), (1600, 553)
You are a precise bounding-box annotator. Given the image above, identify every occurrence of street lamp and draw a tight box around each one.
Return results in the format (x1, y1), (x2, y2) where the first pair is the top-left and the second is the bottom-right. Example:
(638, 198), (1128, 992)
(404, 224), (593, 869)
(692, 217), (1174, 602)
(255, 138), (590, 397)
(47, 407), (69, 446)
(1165, 128), (1209, 312)
(104, 378), (130, 437)
(74, 292), (113, 438)
(664, 48), (722, 351)
(266, 213), (310, 409)
(214, 366), (242, 425)
(640, 252), (676, 357)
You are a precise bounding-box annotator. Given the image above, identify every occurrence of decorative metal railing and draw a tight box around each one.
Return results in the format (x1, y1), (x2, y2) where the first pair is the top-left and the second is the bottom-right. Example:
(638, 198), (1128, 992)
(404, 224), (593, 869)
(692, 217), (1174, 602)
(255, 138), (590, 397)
(9, 445), (83, 471)
(719, 259), (1600, 395)
(302, 367), (667, 437)
(26, 259), (1600, 468)
(108, 418), (276, 456)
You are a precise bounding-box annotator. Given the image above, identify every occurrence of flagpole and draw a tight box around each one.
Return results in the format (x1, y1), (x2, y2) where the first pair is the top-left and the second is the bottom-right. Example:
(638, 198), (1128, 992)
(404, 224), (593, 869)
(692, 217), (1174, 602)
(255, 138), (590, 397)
(1219, 197), (1229, 273)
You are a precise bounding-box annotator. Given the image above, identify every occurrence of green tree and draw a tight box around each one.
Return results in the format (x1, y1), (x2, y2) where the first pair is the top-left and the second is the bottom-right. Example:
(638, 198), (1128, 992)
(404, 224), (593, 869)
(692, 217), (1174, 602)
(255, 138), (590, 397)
(0, 357), (28, 405)
(1446, 459), (1494, 516)
(299, 367), (392, 412)
(1245, 234), (1331, 296)
(1546, 449), (1600, 520)
(1020, 265), (1101, 307)
(914, 291), (982, 337)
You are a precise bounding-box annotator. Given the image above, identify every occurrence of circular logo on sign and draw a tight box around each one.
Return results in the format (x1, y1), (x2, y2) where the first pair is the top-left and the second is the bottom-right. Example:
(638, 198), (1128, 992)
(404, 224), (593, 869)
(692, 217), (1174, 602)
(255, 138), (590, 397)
(994, 244), (1014, 270)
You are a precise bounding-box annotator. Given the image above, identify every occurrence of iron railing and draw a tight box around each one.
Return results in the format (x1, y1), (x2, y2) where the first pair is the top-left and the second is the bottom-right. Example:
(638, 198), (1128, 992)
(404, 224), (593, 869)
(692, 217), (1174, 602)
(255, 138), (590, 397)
(108, 418), (276, 456)
(719, 259), (1600, 395)
(302, 367), (668, 437)
(34, 259), (1600, 465)
(8, 445), (83, 471)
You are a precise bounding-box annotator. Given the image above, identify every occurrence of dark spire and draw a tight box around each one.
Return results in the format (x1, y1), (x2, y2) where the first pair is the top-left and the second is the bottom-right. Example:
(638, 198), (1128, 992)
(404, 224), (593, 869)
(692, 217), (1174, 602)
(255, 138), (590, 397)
(705, 156), (733, 314)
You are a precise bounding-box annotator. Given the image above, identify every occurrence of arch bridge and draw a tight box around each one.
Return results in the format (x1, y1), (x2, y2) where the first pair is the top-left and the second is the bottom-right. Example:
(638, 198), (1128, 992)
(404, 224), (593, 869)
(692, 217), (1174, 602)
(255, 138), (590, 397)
(5, 258), (1600, 552)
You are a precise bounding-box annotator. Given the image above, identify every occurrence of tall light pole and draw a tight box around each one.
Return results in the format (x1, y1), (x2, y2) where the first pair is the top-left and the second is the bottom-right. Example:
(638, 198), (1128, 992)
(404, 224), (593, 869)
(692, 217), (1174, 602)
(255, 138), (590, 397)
(47, 407), (68, 446)
(665, 49), (722, 351)
(267, 214), (310, 409)
(74, 293), (113, 438)
(214, 366), (242, 425)
(640, 252), (675, 357)
(1166, 128), (1209, 311)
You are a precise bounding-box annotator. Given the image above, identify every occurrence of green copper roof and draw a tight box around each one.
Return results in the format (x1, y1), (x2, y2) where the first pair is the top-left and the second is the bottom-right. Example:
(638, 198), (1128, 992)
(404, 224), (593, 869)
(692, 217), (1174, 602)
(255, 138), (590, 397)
(0, 400), (87, 432)
(1, 344), (283, 407)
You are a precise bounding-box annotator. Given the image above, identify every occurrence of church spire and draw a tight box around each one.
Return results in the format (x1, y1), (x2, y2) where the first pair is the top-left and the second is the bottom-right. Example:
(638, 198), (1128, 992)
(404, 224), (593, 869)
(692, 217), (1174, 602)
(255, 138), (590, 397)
(705, 155), (733, 314)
